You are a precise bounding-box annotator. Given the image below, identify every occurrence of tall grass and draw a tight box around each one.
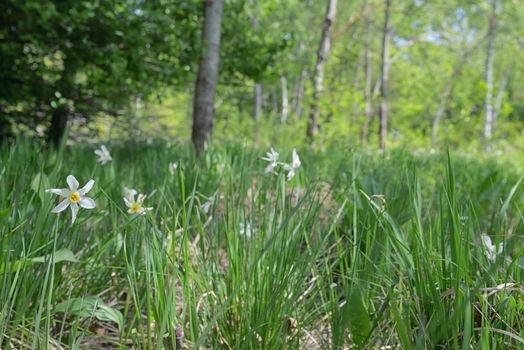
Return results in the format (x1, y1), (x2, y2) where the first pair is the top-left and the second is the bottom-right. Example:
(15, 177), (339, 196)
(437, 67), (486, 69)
(0, 140), (523, 349)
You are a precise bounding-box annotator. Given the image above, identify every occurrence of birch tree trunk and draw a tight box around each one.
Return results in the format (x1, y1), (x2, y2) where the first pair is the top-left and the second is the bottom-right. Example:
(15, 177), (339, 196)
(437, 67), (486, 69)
(483, 0), (498, 153)
(252, 2), (263, 122)
(280, 76), (288, 123)
(293, 69), (307, 119)
(351, 52), (363, 123)
(306, 0), (337, 141)
(378, 0), (391, 150)
(271, 86), (278, 120)
(254, 83), (263, 121)
(361, 9), (373, 144)
(191, 0), (224, 155)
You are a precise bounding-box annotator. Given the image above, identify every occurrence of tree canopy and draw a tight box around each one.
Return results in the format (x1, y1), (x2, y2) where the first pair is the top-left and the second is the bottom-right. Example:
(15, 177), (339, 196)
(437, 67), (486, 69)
(0, 0), (523, 152)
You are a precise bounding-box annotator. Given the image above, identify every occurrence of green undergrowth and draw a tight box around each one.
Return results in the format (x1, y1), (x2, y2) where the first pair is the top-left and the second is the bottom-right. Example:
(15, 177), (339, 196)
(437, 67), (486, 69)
(1, 140), (523, 349)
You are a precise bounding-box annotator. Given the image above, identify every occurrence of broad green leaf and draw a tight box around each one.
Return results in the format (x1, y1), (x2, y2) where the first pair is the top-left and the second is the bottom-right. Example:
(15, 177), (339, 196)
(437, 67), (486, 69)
(54, 297), (123, 330)
(344, 286), (371, 348)
(30, 249), (79, 263)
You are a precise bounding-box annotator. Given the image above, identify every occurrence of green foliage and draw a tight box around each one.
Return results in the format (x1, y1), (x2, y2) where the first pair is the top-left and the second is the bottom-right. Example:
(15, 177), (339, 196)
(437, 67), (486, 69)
(1, 141), (524, 348)
(0, 0), (201, 138)
(54, 297), (124, 331)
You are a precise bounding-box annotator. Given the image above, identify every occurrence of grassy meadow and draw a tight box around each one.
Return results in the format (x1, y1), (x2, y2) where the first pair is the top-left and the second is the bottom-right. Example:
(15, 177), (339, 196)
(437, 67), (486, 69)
(1, 140), (524, 349)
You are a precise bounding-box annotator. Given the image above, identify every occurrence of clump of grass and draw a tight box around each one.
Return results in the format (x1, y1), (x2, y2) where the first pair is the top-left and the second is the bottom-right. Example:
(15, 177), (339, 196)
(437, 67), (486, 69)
(0, 140), (523, 349)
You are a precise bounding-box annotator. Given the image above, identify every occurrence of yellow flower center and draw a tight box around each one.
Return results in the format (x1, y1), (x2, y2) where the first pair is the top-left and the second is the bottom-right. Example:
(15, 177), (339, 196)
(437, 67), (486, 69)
(69, 192), (81, 203)
(130, 203), (142, 213)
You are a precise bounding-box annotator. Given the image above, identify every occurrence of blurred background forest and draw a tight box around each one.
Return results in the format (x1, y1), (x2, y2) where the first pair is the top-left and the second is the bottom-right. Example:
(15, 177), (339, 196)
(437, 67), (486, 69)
(1, 0), (523, 153)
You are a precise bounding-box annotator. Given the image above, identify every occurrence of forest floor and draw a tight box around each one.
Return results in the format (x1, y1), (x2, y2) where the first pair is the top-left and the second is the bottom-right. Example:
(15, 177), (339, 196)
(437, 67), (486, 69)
(1, 141), (524, 349)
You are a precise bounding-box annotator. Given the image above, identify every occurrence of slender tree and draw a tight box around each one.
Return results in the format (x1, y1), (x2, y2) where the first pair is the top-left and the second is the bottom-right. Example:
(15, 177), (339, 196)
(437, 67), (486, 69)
(292, 68), (307, 119)
(306, 0), (337, 142)
(483, 0), (498, 152)
(252, 0), (263, 122)
(192, 0), (225, 154)
(280, 76), (288, 123)
(378, 0), (391, 150)
(361, 7), (373, 144)
(254, 84), (263, 121)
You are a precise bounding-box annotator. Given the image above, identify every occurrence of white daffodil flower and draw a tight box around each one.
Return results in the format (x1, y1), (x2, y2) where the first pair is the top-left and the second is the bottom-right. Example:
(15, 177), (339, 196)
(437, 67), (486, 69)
(169, 162), (178, 175)
(46, 175), (96, 223)
(262, 148), (279, 174)
(283, 149), (301, 181)
(481, 233), (503, 262)
(123, 187), (152, 215)
(94, 145), (112, 165)
(240, 223), (252, 238)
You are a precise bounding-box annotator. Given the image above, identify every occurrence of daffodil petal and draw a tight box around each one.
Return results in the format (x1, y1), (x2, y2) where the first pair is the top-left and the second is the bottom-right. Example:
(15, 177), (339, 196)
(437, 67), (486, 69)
(46, 188), (70, 196)
(481, 234), (492, 248)
(70, 202), (79, 223)
(78, 179), (95, 195)
(67, 175), (79, 191)
(51, 199), (70, 213)
(79, 197), (96, 209)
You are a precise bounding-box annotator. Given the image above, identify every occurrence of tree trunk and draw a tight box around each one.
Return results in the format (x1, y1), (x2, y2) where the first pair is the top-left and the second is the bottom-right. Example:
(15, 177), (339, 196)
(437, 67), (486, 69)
(351, 52), (363, 124)
(252, 2), (262, 122)
(254, 83), (263, 121)
(293, 69), (307, 119)
(191, 0), (224, 155)
(378, 0), (392, 151)
(306, 0), (337, 142)
(0, 112), (11, 143)
(47, 57), (76, 146)
(483, 0), (498, 153)
(361, 10), (373, 144)
(271, 86), (278, 120)
(431, 38), (484, 147)
(48, 106), (68, 146)
(280, 76), (288, 123)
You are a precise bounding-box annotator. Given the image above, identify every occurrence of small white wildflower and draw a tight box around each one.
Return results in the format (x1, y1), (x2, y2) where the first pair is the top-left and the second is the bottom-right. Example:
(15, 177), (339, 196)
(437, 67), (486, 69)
(481, 233), (503, 262)
(123, 187), (153, 215)
(240, 223), (252, 238)
(169, 162), (178, 175)
(283, 149), (301, 181)
(201, 196), (214, 214)
(261, 147), (279, 174)
(46, 175), (96, 223)
(201, 194), (223, 215)
(94, 145), (112, 165)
